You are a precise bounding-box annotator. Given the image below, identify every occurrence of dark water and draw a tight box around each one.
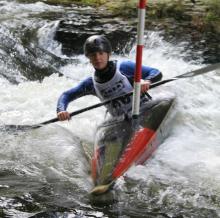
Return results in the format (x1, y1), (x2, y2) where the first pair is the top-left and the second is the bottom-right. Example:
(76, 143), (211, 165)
(0, 1), (220, 217)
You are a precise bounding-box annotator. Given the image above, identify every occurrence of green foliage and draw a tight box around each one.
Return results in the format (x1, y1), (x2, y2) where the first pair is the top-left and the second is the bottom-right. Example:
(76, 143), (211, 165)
(74, 0), (106, 6)
(148, 0), (186, 20)
(203, 0), (220, 21)
(16, 0), (220, 21)
(100, 0), (136, 16)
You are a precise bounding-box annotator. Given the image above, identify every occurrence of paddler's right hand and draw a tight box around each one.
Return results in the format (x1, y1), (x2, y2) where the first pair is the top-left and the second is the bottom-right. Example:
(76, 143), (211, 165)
(57, 111), (70, 121)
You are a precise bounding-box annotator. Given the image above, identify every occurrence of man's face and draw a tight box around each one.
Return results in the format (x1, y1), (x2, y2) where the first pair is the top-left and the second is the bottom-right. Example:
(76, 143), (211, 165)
(88, 51), (109, 70)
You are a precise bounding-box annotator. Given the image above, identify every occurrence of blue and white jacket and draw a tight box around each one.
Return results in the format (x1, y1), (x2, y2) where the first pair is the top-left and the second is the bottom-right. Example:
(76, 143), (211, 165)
(57, 60), (162, 115)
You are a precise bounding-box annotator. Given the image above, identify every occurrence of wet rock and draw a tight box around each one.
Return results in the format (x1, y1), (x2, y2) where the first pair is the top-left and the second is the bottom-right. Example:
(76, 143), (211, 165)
(52, 2), (220, 63)
(54, 7), (136, 56)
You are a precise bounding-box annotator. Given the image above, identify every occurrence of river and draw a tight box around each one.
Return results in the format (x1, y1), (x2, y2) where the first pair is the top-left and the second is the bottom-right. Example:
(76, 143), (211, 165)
(0, 1), (220, 217)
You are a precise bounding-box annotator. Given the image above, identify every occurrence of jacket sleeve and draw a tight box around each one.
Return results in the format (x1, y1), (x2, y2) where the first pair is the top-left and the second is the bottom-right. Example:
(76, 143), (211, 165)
(56, 77), (95, 113)
(119, 60), (162, 83)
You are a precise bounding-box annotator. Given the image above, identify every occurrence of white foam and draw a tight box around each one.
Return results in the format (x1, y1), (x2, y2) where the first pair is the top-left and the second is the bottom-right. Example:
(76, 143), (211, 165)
(0, 12), (219, 203)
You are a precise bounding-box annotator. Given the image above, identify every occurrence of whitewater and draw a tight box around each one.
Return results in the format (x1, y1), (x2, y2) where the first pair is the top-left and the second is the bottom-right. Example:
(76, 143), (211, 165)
(0, 1), (219, 217)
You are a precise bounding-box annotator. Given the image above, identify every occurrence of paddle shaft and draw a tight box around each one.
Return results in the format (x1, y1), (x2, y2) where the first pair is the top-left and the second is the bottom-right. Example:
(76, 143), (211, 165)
(73, 62), (220, 118)
(4, 63), (220, 129)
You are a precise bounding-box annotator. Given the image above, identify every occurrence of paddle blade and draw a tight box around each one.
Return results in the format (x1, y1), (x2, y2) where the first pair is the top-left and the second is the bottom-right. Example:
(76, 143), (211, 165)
(150, 63), (220, 89)
(1, 124), (41, 132)
(176, 63), (220, 79)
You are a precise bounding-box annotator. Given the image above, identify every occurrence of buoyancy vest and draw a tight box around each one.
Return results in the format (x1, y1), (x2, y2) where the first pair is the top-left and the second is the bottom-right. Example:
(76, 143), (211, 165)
(93, 61), (133, 116)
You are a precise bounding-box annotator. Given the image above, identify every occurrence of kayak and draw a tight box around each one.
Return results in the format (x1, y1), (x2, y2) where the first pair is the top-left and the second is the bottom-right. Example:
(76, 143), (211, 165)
(90, 94), (175, 195)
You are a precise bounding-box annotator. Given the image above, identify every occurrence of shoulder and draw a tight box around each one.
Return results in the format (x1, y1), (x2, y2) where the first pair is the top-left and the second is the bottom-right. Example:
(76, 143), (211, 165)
(78, 76), (95, 92)
(118, 60), (135, 69)
(81, 76), (93, 86)
(117, 60), (136, 76)
(63, 77), (94, 95)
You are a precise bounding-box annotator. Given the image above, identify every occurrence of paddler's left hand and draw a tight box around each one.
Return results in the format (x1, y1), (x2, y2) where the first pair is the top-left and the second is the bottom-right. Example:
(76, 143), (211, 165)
(141, 79), (151, 93)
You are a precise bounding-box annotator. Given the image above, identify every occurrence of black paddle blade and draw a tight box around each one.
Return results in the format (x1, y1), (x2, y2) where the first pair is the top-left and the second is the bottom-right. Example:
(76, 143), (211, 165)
(176, 63), (220, 79)
(1, 117), (59, 132)
(150, 63), (220, 89)
(1, 124), (42, 132)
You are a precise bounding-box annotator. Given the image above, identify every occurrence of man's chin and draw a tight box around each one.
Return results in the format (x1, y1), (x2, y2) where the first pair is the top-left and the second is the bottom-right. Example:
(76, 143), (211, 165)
(95, 65), (105, 70)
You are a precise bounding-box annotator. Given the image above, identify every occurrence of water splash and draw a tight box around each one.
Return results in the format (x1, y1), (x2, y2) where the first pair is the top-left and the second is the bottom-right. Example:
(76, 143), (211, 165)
(0, 1), (219, 217)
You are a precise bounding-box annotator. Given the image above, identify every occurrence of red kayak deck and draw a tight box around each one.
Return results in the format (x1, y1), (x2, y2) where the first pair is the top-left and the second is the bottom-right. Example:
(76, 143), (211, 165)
(90, 96), (175, 195)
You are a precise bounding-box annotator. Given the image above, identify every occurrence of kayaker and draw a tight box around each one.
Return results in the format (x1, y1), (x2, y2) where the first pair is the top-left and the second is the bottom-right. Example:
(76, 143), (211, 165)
(57, 35), (162, 120)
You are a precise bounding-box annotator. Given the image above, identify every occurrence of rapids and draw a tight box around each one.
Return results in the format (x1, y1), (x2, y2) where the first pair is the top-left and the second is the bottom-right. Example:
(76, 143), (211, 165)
(0, 1), (219, 217)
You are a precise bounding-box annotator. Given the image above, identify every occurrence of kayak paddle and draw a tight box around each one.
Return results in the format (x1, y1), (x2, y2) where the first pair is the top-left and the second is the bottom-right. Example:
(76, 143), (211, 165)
(1, 62), (219, 131)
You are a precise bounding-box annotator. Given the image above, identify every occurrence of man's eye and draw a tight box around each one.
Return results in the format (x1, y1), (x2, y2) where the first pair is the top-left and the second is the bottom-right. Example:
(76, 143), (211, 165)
(89, 54), (96, 58)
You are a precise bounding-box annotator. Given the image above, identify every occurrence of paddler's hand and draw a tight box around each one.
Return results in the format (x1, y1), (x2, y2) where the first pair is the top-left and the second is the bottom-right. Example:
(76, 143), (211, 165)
(141, 79), (151, 93)
(57, 111), (70, 121)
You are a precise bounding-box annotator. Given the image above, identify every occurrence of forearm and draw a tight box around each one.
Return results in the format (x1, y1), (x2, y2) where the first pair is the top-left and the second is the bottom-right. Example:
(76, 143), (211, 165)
(57, 93), (71, 113)
(56, 77), (95, 113)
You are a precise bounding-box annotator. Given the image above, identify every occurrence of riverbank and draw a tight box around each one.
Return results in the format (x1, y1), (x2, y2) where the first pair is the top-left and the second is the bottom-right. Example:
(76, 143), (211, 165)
(18, 0), (220, 34)
(16, 0), (220, 63)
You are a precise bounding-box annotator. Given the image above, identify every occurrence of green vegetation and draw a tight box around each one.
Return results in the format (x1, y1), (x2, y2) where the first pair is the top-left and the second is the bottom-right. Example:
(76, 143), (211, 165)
(102, 0), (136, 17)
(47, 0), (106, 6)
(17, 0), (220, 20)
(17, 0), (220, 32)
(201, 0), (220, 33)
(147, 0), (187, 20)
(203, 0), (220, 21)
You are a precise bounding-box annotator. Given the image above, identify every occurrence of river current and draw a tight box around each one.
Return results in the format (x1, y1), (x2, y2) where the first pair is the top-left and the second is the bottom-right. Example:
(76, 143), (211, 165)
(0, 1), (220, 217)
